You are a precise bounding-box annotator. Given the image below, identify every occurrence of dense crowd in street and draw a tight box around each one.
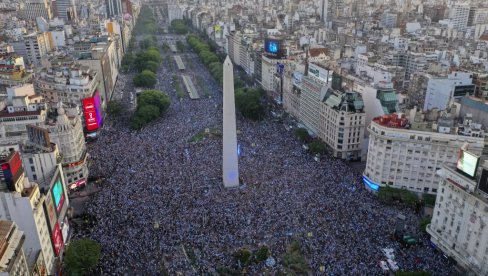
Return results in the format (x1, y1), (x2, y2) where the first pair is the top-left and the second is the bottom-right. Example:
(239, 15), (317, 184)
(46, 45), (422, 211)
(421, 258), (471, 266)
(79, 35), (454, 275)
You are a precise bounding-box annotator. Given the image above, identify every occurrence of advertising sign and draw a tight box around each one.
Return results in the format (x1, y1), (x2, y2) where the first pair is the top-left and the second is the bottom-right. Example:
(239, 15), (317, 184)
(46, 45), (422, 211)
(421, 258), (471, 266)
(264, 38), (284, 59)
(52, 222), (64, 256)
(44, 192), (57, 230)
(51, 178), (65, 214)
(308, 63), (329, 82)
(93, 90), (103, 126)
(456, 150), (479, 178)
(82, 97), (98, 131)
(1, 152), (24, 191)
(478, 169), (488, 195)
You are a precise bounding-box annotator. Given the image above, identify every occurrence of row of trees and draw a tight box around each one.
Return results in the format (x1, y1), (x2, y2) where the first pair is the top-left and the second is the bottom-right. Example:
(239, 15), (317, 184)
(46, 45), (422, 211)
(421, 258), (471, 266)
(134, 5), (158, 35)
(131, 90), (171, 129)
(187, 34), (266, 120)
(170, 19), (189, 34)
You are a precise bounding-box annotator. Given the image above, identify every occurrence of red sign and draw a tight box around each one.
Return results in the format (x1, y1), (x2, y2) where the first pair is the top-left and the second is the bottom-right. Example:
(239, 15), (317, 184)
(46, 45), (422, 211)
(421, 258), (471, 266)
(82, 97), (99, 131)
(52, 222), (64, 256)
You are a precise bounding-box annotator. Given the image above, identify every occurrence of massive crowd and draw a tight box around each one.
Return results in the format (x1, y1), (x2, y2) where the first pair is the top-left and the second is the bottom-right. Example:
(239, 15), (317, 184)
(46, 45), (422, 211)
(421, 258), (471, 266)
(78, 37), (454, 275)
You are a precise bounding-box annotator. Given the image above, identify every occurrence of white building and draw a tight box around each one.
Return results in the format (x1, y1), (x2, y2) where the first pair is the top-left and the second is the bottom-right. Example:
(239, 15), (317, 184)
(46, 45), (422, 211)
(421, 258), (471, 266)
(318, 88), (366, 160)
(168, 4), (183, 24)
(427, 161), (488, 275)
(423, 72), (475, 111)
(21, 0), (53, 21)
(449, 4), (470, 31)
(364, 110), (485, 194)
(0, 220), (30, 276)
(11, 32), (52, 65)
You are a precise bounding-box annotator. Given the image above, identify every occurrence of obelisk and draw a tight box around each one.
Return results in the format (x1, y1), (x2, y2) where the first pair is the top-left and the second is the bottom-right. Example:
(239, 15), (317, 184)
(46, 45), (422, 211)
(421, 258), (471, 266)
(222, 56), (239, 188)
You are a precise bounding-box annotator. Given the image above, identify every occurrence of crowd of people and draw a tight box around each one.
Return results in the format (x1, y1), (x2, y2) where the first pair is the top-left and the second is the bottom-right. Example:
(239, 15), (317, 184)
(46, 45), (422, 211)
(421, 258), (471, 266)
(79, 36), (454, 275)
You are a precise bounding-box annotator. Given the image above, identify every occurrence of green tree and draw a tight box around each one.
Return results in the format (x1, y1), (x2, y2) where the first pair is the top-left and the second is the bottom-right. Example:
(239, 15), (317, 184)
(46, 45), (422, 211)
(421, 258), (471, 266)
(137, 90), (171, 114)
(281, 240), (310, 275)
(294, 128), (311, 142)
(133, 70), (157, 87)
(121, 53), (134, 72)
(232, 248), (252, 267)
(235, 88), (264, 120)
(106, 100), (124, 117)
(308, 141), (326, 155)
(64, 239), (101, 276)
(170, 19), (188, 34)
(254, 246), (270, 263)
(140, 60), (159, 73)
(176, 41), (185, 52)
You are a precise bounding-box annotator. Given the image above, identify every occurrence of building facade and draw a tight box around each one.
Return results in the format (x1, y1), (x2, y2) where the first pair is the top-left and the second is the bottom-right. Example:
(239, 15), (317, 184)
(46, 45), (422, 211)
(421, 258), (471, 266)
(364, 112), (485, 194)
(427, 162), (488, 275)
(0, 220), (30, 276)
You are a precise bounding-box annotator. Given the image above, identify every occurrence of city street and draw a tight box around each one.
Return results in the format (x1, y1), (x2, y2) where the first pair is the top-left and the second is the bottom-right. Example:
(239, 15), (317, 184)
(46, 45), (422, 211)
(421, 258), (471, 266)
(78, 23), (454, 275)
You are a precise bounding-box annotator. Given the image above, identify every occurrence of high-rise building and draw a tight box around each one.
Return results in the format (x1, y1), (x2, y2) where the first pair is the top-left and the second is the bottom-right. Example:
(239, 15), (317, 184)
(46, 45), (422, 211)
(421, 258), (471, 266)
(448, 4), (470, 31)
(364, 110), (486, 194)
(0, 220), (30, 276)
(11, 32), (52, 65)
(21, 0), (53, 21)
(53, 0), (77, 21)
(427, 159), (488, 275)
(105, 0), (122, 18)
(423, 72), (475, 111)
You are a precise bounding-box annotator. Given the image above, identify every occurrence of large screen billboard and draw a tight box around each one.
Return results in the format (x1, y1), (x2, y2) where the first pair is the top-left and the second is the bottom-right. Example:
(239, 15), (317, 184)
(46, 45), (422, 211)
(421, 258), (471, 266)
(264, 38), (284, 59)
(51, 178), (65, 214)
(457, 150), (479, 178)
(93, 90), (103, 126)
(1, 152), (24, 191)
(82, 97), (99, 131)
(51, 222), (64, 256)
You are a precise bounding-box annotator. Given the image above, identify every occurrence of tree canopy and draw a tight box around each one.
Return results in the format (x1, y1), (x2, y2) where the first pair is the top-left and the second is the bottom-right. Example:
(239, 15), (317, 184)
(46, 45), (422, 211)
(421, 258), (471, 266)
(63, 239), (101, 276)
(308, 141), (326, 155)
(133, 70), (157, 88)
(131, 90), (171, 129)
(235, 88), (265, 121)
(106, 100), (124, 118)
(170, 19), (189, 34)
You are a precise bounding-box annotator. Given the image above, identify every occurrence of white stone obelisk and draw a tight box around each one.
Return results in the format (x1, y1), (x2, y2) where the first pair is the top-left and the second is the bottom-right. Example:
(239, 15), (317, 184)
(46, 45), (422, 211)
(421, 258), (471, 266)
(222, 56), (239, 188)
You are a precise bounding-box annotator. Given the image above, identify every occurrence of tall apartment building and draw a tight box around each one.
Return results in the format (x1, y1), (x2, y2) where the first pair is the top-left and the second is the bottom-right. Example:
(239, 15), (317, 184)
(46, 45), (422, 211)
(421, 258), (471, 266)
(423, 72), (475, 111)
(35, 57), (99, 109)
(53, 0), (77, 21)
(299, 63), (330, 133)
(21, 125), (60, 189)
(21, 0), (53, 21)
(106, 0), (123, 18)
(449, 4), (470, 31)
(44, 106), (88, 188)
(427, 160), (488, 275)
(364, 109), (486, 194)
(0, 220), (30, 275)
(11, 32), (52, 65)
(318, 86), (365, 160)
(0, 152), (55, 274)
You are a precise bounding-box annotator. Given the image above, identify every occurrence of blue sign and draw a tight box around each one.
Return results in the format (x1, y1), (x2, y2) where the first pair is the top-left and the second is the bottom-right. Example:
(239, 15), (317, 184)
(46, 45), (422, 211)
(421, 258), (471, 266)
(276, 63), (285, 75)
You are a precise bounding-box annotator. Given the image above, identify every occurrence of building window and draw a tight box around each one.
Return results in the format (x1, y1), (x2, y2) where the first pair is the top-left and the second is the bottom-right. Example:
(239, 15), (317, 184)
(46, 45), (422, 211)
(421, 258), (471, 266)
(29, 158), (33, 164)
(32, 174), (37, 180)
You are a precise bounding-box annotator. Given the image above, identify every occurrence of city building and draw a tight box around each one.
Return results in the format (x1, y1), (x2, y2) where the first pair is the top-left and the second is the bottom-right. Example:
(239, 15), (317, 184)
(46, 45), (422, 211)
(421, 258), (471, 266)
(427, 159), (488, 275)
(299, 63), (330, 133)
(0, 84), (47, 147)
(0, 53), (33, 87)
(168, 4), (183, 24)
(318, 85), (365, 160)
(21, 0), (53, 21)
(423, 72), (475, 111)
(0, 220), (30, 276)
(35, 56), (99, 110)
(53, 0), (77, 21)
(106, 0), (123, 18)
(11, 32), (52, 65)
(364, 109), (486, 194)
(448, 4), (470, 31)
(0, 151), (55, 274)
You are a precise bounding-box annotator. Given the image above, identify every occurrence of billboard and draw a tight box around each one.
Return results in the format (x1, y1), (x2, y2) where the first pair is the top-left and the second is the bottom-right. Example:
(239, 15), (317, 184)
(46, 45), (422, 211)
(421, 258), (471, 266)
(51, 177), (65, 214)
(51, 222), (64, 256)
(456, 150), (479, 178)
(478, 169), (488, 195)
(308, 63), (330, 83)
(82, 91), (102, 132)
(264, 38), (284, 59)
(1, 152), (24, 191)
